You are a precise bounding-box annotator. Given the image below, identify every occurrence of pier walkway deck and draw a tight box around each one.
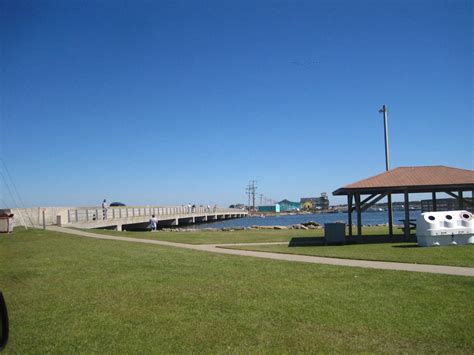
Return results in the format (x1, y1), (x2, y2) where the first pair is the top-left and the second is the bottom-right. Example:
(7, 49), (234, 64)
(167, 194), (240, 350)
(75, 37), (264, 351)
(64, 206), (247, 231)
(11, 206), (247, 231)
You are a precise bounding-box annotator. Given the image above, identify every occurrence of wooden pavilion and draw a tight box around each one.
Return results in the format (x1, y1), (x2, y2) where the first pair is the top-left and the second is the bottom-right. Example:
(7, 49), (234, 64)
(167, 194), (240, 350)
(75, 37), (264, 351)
(332, 166), (474, 238)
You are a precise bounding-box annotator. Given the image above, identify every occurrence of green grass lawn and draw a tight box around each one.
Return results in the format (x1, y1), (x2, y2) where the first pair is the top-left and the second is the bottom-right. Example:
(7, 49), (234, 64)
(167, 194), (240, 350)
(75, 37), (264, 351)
(83, 227), (319, 243)
(223, 242), (474, 267)
(1, 228), (473, 353)
(84, 225), (400, 244)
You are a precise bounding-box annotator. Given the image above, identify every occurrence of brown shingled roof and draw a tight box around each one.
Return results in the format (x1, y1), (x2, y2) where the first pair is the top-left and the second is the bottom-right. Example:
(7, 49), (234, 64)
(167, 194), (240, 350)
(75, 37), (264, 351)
(333, 166), (474, 195)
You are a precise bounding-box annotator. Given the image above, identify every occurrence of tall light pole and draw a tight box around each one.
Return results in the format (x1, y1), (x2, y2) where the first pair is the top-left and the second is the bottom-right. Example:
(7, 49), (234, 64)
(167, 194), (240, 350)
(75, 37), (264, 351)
(379, 104), (390, 171)
(379, 104), (393, 235)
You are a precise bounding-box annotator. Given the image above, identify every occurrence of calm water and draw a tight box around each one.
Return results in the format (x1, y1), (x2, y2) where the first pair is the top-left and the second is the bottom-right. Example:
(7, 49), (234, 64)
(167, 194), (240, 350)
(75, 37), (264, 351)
(185, 210), (421, 229)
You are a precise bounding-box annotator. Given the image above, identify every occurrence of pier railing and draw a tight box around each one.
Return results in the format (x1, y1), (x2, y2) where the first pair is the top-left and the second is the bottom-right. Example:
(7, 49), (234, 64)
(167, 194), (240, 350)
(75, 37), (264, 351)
(67, 206), (245, 223)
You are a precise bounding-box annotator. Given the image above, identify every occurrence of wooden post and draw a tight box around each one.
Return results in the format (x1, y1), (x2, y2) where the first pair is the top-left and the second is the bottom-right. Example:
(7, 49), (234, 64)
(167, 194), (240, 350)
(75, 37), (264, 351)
(42, 210), (46, 230)
(355, 194), (362, 237)
(432, 192), (437, 211)
(387, 193), (393, 236)
(404, 190), (410, 239)
(347, 194), (353, 237)
(458, 191), (464, 210)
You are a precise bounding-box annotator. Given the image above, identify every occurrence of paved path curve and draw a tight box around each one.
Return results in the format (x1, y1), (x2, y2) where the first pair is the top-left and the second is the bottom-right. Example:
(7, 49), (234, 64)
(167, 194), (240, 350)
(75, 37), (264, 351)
(47, 226), (474, 277)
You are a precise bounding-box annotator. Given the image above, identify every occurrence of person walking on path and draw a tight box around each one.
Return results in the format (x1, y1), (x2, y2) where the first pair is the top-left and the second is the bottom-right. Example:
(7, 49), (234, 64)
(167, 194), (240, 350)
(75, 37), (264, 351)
(102, 199), (108, 220)
(149, 215), (158, 231)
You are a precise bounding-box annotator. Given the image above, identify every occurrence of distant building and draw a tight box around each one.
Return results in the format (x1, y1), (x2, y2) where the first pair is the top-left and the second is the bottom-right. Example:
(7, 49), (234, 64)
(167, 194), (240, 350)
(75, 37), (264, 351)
(421, 198), (473, 212)
(257, 204), (281, 213)
(300, 193), (329, 210)
(278, 199), (300, 212)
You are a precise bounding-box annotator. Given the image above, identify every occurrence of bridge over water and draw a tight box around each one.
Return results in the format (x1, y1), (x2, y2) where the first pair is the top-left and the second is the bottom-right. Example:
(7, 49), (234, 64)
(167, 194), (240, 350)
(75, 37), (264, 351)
(9, 205), (247, 231)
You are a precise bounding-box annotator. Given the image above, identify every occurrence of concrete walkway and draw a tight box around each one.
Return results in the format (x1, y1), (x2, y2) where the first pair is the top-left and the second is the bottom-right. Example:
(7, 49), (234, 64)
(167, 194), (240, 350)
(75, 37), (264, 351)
(47, 226), (474, 277)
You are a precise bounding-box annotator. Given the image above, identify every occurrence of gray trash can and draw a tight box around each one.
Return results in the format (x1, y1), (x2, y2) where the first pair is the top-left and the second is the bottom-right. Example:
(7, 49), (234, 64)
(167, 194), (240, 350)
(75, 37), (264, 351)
(324, 222), (346, 245)
(0, 215), (14, 233)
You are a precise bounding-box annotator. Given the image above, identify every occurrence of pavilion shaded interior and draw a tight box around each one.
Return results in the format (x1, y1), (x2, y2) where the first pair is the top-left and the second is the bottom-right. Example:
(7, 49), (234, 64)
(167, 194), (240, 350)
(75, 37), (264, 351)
(332, 166), (474, 238)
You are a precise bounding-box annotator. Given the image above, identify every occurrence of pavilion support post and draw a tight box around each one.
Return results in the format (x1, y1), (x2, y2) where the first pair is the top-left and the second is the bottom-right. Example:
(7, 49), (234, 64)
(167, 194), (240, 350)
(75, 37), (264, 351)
(347, 194), (353, 237)
(355, 194), (362, 237)
(404, 190), (410, 240)
(387, 193), (393, 236)
(432, 192), (437, 211)
(458, 191), (464, 210)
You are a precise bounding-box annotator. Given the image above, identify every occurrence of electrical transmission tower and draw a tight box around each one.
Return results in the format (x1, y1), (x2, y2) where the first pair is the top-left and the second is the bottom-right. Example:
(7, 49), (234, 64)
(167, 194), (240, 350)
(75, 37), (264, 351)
(245, 185), (251, 209)
(245, 180), (257, 211)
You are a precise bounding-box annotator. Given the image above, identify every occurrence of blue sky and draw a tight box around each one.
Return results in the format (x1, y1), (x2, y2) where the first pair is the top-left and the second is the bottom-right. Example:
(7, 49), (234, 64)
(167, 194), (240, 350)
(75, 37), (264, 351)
(1, 0), (472, 207)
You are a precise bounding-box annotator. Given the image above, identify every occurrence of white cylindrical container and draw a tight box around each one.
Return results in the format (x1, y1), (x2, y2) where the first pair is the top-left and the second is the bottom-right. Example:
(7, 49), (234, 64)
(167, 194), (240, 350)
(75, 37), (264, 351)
(417, 210), (473, 247)
(460, 211), (474, 228)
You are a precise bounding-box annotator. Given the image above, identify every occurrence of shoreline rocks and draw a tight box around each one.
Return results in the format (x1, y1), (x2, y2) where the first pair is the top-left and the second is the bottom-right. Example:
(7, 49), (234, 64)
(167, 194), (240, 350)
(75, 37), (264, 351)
(158, 221), (326, 232)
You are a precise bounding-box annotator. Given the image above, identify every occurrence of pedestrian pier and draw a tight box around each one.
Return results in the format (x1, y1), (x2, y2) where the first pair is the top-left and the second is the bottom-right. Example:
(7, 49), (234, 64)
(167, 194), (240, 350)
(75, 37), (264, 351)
(6, 205), (247, 231)
(64, 205), (247, 231)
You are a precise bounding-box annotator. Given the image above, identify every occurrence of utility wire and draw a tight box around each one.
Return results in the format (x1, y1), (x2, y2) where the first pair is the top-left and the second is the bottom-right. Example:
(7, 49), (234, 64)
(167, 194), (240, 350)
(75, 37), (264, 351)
(0, 158), (34, 226)
(0, 170), (28, 228)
